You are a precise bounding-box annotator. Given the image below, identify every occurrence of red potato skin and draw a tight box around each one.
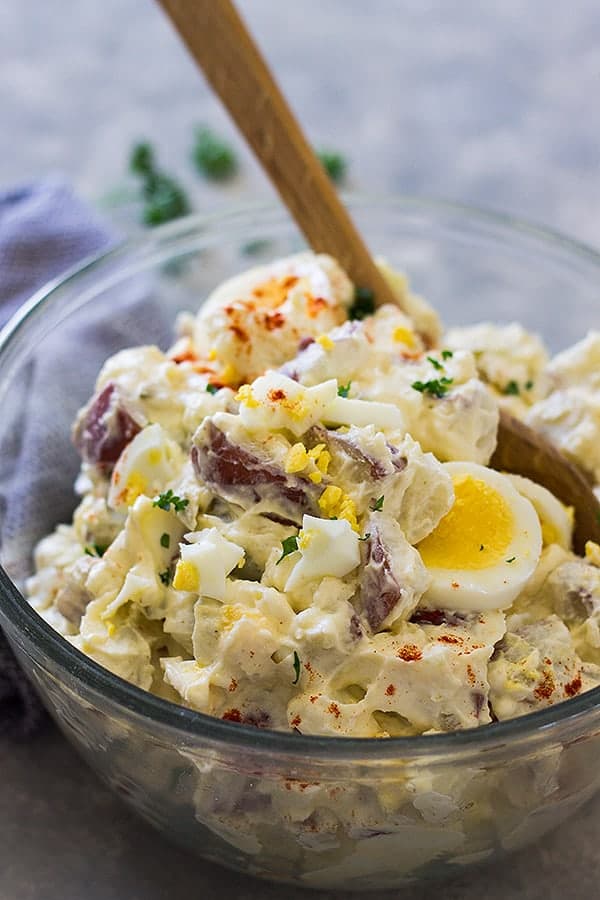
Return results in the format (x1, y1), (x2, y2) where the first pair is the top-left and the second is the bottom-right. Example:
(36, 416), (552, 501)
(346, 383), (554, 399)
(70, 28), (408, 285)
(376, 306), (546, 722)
(72, 382), (142, 468)
(192, 421), (320, 522)
(359, 522), (405, 631)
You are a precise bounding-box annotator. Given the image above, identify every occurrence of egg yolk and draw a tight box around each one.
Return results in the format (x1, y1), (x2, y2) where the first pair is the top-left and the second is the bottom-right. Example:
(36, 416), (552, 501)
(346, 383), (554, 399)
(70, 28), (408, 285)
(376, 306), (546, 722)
(418, 474), (514, 570)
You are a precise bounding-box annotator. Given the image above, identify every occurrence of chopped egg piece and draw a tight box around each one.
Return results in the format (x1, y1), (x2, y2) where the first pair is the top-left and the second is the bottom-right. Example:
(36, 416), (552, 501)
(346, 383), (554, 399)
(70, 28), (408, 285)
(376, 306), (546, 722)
(585, 541), (600, 567)
(417, 462), (542, 611)
(237, 371), (337, 436)
(173, 529), (245, 600)
(285, 515), (360, 590)
(323, 395), (406, 432)
(108, 423), (184, 510)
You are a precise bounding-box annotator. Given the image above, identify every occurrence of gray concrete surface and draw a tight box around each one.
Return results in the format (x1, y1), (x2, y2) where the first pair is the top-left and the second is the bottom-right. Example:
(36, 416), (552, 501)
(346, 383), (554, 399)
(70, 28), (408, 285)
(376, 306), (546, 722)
(2, 1), (600, 898)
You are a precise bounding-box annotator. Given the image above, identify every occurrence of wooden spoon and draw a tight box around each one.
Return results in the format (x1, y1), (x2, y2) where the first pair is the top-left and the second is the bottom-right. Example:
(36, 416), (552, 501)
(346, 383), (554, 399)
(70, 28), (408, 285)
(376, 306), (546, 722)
(156, 0), (600, 553)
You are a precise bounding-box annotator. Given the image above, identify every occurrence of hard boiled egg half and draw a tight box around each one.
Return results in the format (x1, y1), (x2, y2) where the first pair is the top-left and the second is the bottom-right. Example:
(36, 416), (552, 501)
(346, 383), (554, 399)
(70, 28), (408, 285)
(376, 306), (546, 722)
(417, 462), (542, 611)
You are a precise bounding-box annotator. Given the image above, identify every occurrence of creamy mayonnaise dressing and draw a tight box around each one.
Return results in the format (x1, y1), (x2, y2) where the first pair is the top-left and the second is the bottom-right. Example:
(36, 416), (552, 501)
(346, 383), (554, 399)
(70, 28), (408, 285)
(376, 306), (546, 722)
(27, 252), (600, 736)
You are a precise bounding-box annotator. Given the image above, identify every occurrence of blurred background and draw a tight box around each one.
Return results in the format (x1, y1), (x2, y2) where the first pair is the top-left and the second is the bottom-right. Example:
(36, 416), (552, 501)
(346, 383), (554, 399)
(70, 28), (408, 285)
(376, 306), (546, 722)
(2, 0), (600, 244)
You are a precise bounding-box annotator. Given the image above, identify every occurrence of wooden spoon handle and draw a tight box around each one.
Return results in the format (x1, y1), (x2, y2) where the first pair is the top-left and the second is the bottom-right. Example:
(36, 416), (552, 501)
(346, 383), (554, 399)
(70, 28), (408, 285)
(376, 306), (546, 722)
(492, 409), (600, 554)
(156, 0), (397, 305)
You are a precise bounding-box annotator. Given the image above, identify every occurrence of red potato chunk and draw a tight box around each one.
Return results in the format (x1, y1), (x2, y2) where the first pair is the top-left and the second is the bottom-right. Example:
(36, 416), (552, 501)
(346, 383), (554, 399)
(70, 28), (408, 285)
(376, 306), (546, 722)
(359, 514), (428, 631)
(72, 382), (143, 468)
(192, 421), (320, 524)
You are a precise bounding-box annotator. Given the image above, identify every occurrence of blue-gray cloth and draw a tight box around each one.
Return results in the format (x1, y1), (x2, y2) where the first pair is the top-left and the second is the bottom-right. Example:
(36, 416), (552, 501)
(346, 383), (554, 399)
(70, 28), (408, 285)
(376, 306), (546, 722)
(0, 177), (115, 739)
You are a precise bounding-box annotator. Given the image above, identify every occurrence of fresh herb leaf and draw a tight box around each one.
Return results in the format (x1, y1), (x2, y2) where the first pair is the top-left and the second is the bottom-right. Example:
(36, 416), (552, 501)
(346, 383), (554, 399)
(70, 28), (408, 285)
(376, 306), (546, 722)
(316, 149), (347, 184)
(427, 355), (444, 371)
(441, 349), (453, 360)
(358, 532), (371, 542)
(142, 173), (190, 226)
(292, 651), (301, 685)
(84, 543), (108, 558)
(337, 381), (352, 398)
(205, 383), (219, 395)
(349, 286), (376, 320)
(129, 141), (191, 227)
(192, 126), (237, 180)
(411, 377), (454, 398)
(503, 380), (520, 396)
(277, 535), (299, 564)
(371, 496), (384, 512)
(130, 141), (154, 176)
(525, 380), (534, 391)
(506, 557), (516, 564)
(160, 533), (170, 549)
(159, 568), (172, 585)
(153, 490), (189, 513)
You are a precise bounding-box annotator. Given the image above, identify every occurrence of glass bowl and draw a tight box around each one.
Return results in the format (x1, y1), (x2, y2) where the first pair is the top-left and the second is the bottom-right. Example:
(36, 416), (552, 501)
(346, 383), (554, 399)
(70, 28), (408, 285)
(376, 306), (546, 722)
(1, 197), (600, 892)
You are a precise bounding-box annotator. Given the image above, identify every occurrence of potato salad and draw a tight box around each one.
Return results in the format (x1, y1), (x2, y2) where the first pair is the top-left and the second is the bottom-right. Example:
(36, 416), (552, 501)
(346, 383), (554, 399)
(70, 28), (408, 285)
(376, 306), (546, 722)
(26, 252), (600, 737)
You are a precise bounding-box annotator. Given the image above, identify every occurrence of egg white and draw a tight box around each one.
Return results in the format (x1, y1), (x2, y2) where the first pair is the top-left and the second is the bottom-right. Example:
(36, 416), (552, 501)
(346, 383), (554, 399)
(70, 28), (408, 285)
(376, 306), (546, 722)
(108, 423), (184, 511)
(506, 473), (573, 550)
(418, 461), (542, 612)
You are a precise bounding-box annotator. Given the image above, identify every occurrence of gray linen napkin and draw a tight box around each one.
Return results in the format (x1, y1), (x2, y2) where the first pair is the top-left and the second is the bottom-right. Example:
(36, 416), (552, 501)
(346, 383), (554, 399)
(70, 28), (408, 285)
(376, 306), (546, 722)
(0, 177), (115, 738)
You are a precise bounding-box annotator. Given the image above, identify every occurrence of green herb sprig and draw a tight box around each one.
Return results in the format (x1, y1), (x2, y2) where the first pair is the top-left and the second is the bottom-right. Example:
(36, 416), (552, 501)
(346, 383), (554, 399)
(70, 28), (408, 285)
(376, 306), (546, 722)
(411, 376), (454, 398)
(316, 149), (347, 183)
(277, 535), (299, 564)
(192, 126), (237, 180)
(84, 543), (108, 558)
(153, 490), (189, 513)
(503, 380), (520, 396)
(349, 286), (375, 320)
(130, 142), (190, 227)
(427, 355), (444, 371)
(292, 651), (301, 685)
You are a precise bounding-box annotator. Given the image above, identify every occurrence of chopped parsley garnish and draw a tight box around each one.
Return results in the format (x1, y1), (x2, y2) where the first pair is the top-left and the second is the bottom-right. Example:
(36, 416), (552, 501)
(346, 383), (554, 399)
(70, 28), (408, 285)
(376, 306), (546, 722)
(153, 490), (189, 512)
(441, 349), (453, 360)
(277, 535), (299, 564)
(192, 126), (237, 180)
(337, 381), (352, 398)
(358, 532), (371, 542)
(503, 380), (520, 396)
(160, 533), (170, 549)
(159, 568), (172, 585)
(292, 651), (301, 685)
(84, 543), (108, 558)
(129, 141), (190, 227)
(349, 286), (375, 320)
(316, 149), (347, 184)
(205, 383), (219, 395)
(525, 380), (534, 391)
(506, 557), (516, 564)
(371, 496), (385, 512)
(411, 376), (453, 398)
(427, 355), (444, 371)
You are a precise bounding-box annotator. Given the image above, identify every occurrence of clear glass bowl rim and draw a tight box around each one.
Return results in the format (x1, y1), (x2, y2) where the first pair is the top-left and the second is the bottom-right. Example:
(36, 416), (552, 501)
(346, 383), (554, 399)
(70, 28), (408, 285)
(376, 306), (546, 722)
(2, 193), (600, 761)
